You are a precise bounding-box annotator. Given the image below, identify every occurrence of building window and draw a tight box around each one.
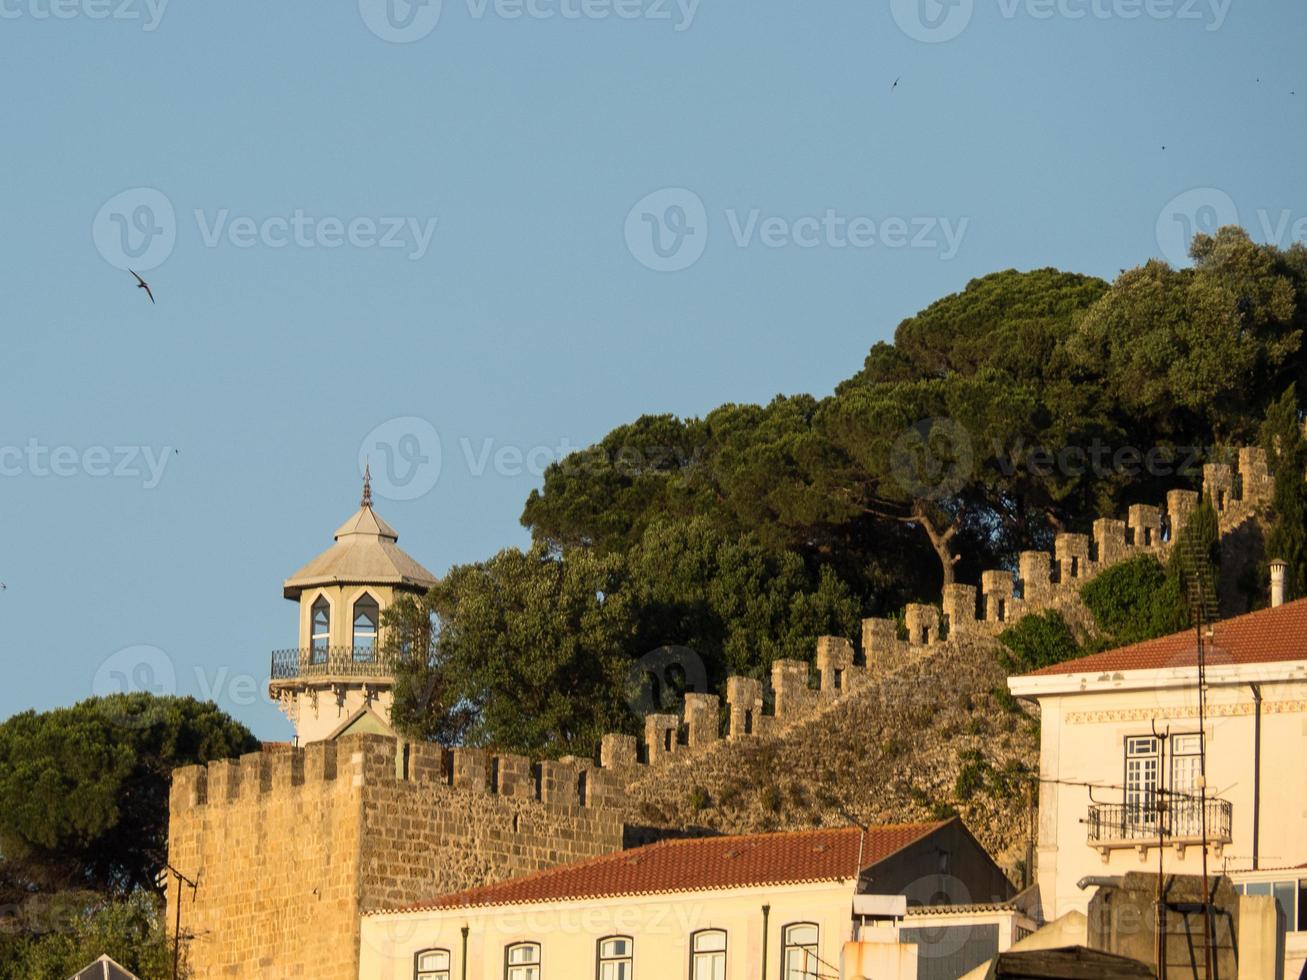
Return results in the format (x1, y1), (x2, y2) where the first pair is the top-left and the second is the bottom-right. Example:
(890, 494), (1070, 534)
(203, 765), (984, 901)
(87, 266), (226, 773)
(782, 923), (819, 979)
(505, 942), (540, 980)
(690, 929), (726, 980)
(352, 593), (379, 660)
(597, 935), (633, 980)
(1235, 880), (1306, 932)
(1169, 733), (1202, 836)
(415, 949), (450, 980)
(1124, 735), (1159, 830)
(311, 596), (330, 663)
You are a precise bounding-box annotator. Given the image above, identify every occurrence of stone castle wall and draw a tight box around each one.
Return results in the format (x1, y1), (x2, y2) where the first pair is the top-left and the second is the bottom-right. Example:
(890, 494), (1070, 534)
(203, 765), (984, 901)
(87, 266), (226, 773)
(168, 734), (624, 979)
(168, 447), (1274, 977)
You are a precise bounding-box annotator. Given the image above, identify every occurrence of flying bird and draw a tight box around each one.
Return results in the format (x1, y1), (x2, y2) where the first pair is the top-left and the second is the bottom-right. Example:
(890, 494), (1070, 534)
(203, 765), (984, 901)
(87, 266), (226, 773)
(129, 269), (155, 304)
(891, 77), (900, 92)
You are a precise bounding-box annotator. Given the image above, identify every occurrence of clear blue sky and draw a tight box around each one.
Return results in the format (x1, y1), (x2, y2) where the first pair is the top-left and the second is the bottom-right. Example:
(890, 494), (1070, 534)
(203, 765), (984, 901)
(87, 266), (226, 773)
(1, 0), (1303, 739)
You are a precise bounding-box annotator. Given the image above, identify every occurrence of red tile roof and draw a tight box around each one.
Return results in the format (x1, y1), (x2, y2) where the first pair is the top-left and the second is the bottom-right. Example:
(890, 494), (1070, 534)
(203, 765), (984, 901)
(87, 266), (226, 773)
(1025, 598), (1307, 677)
(379, 821), (949, 913)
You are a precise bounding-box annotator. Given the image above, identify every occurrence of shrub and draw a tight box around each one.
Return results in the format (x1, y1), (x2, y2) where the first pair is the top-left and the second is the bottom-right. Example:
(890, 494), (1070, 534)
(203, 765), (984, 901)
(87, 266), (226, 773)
(955, 750), (990, 801)
(1080, 554), (1187, 645)
(990, 686), (1020, 713)
(716, 782), (742, 808)
(0, 891), (178, 980)
(989, 759), (1033, 800)
(997, 610), (1081, 674)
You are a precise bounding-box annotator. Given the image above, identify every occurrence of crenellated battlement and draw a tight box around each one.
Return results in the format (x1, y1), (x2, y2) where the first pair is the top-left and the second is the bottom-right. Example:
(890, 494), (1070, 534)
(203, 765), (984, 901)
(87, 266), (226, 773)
(169, 733), (634, 817)
(169, 733), (626, 980)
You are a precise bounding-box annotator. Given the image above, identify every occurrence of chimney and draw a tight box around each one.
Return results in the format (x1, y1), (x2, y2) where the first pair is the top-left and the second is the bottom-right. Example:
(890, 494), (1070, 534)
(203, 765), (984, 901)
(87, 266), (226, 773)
(1270, 558), (1287, 608)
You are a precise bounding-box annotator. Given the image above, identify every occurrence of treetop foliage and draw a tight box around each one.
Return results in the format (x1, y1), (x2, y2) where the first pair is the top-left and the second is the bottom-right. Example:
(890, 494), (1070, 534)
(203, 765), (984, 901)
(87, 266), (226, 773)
(0, 695), (258, 898)
(0, 891), (178, 980)
(392, 227), (1307, 755)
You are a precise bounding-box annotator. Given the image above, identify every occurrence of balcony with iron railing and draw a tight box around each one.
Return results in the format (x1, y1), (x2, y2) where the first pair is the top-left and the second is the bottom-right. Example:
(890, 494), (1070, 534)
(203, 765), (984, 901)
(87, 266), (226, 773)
(269, 646), (399, 684)
(1087, 798), (1232, 855)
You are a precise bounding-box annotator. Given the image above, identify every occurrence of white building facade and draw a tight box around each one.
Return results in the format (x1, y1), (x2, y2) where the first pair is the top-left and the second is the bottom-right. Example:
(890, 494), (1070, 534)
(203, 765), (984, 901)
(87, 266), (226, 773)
(1009, 598), (1307, 977)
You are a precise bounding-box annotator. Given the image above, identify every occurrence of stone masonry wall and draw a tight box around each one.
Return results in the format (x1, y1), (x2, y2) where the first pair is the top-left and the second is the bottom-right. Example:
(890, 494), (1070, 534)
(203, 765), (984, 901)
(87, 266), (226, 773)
(168, 734), (624, 979)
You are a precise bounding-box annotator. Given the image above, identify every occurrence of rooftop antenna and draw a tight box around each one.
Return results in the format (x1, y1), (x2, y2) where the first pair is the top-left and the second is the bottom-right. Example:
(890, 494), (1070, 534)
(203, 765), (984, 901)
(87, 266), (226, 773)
(1177, 513), (1220, 978)
(163, 862), (199, 980)
(1150, 718), (1171, 976)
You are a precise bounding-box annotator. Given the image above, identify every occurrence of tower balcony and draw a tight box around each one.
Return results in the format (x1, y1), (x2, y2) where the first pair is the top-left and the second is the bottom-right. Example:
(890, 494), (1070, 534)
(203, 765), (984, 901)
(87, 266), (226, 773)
(268, 646), (399, 685)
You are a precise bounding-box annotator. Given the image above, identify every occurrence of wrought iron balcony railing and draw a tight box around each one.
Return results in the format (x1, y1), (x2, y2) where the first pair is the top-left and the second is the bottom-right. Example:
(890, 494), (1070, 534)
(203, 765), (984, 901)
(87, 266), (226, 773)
(269, 646), (398, 682)
(1087, 799), (1232, 846)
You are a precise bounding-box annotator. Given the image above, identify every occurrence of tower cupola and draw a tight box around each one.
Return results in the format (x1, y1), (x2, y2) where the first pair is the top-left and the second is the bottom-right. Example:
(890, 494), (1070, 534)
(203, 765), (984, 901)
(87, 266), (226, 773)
(269, 468), (437, 743)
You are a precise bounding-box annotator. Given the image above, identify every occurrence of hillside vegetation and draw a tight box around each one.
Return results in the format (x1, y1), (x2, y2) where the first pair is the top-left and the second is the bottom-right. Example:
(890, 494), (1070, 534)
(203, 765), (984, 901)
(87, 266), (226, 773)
(387, 227), (1307, 763)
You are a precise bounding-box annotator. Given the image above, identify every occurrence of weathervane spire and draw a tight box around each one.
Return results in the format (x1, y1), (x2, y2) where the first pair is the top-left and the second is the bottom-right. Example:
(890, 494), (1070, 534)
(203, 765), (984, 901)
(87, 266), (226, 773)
(361, 460), (372, 509)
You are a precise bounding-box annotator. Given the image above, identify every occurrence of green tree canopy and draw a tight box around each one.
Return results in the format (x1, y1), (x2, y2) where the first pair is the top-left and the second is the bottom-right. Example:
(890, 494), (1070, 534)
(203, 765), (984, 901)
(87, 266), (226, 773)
(0, 695), (258, 897)
(626, 516), (861, 683)
(392, 544), (639, 756)
(389, 519), (863, 755)
(520, 414), (716, 553)
(436, 229), (1307, 754)
(842, 267), (1108, 385)
(0, 891), (178, 980)
(1067, 228), (1303, 444)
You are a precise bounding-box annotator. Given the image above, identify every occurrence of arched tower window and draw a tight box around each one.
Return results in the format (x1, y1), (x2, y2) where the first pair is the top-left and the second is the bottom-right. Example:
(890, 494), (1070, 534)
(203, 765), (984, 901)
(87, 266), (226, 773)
(352, 593), (379, 660)
(310, 596), (330, 663)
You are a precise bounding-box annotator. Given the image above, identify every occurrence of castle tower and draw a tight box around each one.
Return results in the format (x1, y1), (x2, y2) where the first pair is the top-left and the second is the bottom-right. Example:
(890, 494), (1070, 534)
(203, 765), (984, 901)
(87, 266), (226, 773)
(268, 468), (438, 744)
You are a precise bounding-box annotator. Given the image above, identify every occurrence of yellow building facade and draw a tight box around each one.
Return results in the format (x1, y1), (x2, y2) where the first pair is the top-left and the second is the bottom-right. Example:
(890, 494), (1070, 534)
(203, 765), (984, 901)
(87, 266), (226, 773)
(359, 820), (1029, 980)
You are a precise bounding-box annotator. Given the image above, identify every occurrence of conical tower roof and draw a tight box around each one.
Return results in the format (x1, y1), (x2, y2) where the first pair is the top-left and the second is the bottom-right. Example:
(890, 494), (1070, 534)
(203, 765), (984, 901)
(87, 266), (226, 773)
(282, 467), (438, 599)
